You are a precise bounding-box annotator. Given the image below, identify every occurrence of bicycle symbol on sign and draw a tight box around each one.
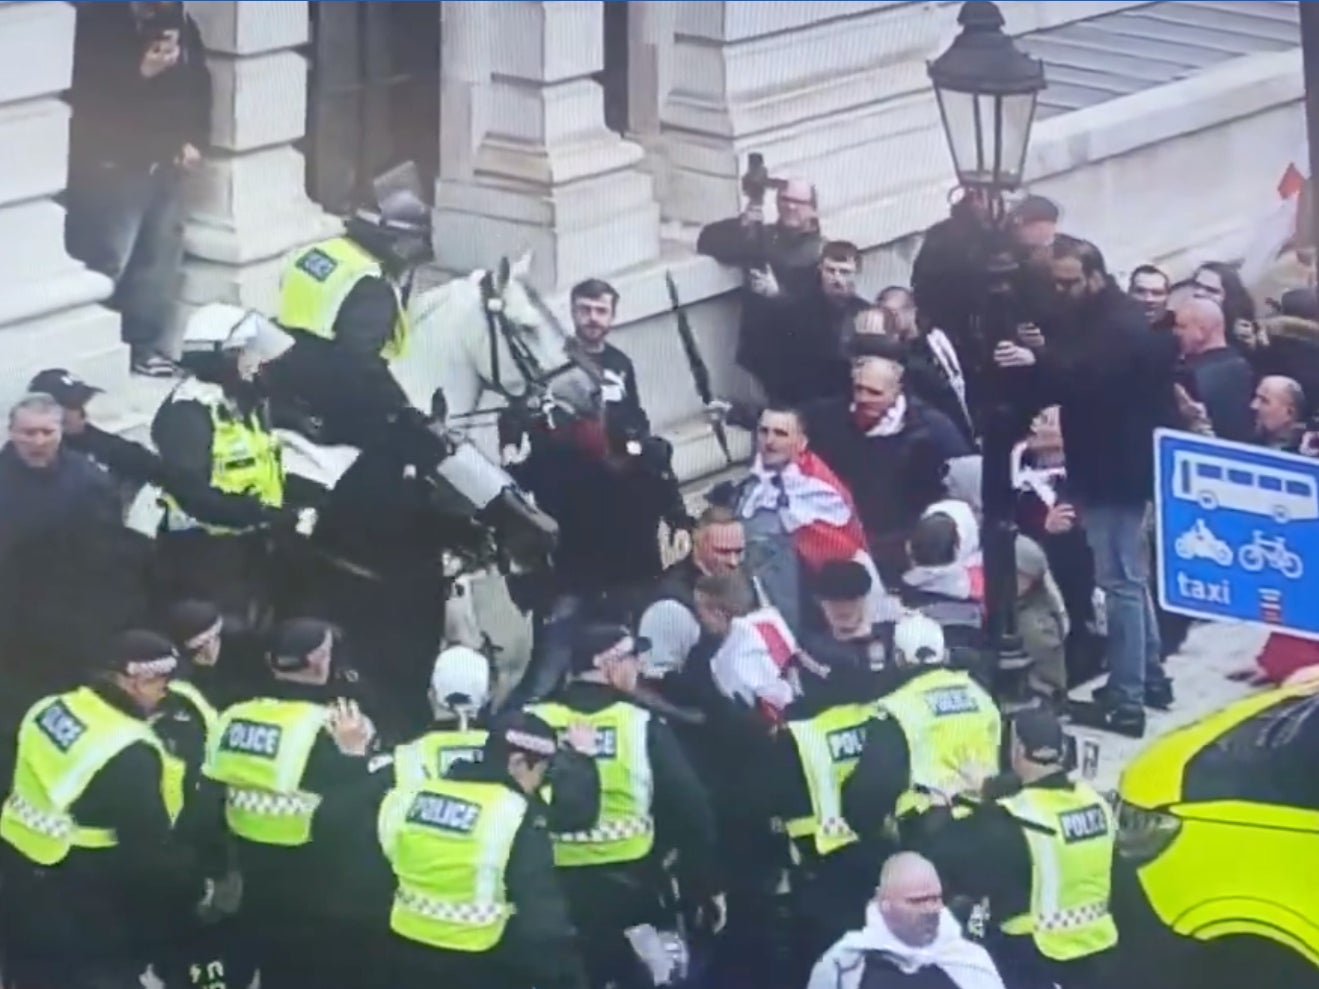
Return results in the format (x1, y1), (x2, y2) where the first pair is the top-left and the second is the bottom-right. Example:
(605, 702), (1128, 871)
(1236, 532), (1304, 580)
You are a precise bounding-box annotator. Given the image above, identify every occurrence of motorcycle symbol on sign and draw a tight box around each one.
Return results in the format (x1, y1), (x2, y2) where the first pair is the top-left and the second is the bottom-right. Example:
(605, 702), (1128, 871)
(1174, 519), (1233, 567)
(1237, 531), (1304, 580)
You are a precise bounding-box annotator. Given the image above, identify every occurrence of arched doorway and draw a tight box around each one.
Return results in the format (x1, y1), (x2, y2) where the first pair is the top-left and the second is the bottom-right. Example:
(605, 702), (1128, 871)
(304, 2), (441, 214)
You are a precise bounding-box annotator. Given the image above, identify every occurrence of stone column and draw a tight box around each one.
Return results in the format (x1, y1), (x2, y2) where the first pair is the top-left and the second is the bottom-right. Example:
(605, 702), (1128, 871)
(624, 1), (677, 207)
(660, 1), (949, 233)
(180, 1), (339, 330)
(0, 2), (126, 406)
(433, 0), (660, 291)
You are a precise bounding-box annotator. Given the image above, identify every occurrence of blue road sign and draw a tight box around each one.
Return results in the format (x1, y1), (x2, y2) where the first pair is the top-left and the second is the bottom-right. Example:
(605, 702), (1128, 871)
(1154, 428), (1319, 640)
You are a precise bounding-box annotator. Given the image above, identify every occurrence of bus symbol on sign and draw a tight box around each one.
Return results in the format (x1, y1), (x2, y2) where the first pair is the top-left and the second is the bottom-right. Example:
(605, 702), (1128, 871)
(1171, 450), (1319, 523)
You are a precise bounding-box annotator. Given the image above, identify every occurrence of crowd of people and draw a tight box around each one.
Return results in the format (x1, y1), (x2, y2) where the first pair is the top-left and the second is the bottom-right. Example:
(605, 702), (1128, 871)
(2, 3), (1319, 988)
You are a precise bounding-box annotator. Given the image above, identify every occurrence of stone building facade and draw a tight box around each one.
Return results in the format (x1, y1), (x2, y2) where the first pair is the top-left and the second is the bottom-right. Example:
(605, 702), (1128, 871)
(0, 1), (1304, 476)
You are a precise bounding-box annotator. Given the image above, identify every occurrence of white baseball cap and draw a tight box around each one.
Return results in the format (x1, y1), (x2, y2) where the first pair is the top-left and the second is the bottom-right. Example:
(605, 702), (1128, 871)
(429, 645), (491, 711)
(893, 612), (947, 667)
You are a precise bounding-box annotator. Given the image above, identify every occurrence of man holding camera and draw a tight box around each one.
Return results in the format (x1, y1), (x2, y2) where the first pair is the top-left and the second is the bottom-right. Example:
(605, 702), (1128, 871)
(67, 1), (212, 378)
(699, 160), (844, 405)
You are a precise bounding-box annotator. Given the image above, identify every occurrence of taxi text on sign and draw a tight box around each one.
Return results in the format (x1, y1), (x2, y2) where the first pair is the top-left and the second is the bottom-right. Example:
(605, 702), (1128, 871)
(1154, 429), (1319, 640)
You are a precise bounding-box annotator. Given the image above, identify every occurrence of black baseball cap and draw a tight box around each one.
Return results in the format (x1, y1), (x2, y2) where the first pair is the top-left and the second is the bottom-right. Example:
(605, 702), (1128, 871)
(1014, 708), (1066, 764)
(571, 623), (651, 673)
(28, 369), (102, 409)
(1278, 287), (1319, 321)
(813, 560), (873, 602)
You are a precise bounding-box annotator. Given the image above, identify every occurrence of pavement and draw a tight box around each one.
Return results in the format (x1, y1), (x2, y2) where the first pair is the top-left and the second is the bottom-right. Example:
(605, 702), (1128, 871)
(1066, 620), (1268, 792)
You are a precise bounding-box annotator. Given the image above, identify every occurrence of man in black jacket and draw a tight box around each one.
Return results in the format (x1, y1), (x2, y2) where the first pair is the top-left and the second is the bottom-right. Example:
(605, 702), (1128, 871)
(67, 1), (211, 376)
(993, 239), (1177, 738)
(804, 355), (972, 583)
(28, 368), (167, 492)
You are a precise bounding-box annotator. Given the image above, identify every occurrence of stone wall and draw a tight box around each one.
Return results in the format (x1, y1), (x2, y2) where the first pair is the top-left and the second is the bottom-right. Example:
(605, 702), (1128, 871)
(0, 2), (125, 413)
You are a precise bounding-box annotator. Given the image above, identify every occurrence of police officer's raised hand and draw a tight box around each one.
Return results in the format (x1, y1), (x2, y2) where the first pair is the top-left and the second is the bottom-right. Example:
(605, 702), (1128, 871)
(562, 722), (598, 757)
(326, 699), (374, 756)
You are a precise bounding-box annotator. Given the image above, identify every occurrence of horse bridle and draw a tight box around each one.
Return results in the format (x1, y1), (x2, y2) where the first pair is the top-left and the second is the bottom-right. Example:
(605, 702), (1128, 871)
(475, 268), (602, 417)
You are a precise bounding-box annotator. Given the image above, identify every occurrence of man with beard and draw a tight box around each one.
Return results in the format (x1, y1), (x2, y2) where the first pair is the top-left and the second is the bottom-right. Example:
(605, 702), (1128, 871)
(738, 241), (872, 407)
(993, 239), (1177, 738)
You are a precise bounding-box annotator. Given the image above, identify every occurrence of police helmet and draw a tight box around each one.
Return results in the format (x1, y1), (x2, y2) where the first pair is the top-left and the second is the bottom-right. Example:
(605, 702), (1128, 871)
(181, 304), (293, 364)
(892, 612), (947, 668)
(348, 161), (434, 267)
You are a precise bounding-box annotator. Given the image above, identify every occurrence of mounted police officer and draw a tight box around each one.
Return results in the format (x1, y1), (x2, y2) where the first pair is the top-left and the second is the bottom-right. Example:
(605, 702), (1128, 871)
(267, 162), (440, 459)
(151, 305), (312, 627)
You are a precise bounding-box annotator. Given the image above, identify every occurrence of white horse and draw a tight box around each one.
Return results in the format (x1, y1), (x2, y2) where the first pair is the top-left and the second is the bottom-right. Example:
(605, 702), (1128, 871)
(128, 250), (593, 537)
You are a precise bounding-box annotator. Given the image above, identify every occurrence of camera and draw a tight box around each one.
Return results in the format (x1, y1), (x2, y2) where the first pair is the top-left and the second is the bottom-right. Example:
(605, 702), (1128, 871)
(741, 153), (787, 207)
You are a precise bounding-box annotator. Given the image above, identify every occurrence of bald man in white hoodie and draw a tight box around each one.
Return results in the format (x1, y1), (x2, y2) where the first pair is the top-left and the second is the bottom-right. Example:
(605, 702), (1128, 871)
(807, 853), (1005, 989)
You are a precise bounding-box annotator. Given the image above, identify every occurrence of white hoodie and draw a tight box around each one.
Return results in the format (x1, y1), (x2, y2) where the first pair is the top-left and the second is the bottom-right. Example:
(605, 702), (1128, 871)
(806, 904), (1005, 989)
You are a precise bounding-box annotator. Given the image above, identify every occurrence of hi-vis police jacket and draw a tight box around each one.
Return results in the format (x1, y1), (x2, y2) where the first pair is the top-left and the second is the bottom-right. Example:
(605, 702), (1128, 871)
(840, 667), (1002, 838)
(1, 687), (185, 866)
(151, 378), (285, 536)
(392, 726), (602, 836)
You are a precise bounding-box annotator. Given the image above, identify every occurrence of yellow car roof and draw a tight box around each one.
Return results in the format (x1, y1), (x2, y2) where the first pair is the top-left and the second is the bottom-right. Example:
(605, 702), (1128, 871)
(1118, 679), (1319, 809)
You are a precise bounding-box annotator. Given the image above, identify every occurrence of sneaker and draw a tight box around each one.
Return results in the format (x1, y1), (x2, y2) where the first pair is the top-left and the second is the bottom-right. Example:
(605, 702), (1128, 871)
(1068, 698), (1146, 739)
(131, 352), (178, 378)
(1144, 677), (1174, 712)
(1092, 678), (1175, 712)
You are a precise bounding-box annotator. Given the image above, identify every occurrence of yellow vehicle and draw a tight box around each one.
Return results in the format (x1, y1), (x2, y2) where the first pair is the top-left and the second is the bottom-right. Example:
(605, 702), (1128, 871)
(1112, 678), (1319, 988)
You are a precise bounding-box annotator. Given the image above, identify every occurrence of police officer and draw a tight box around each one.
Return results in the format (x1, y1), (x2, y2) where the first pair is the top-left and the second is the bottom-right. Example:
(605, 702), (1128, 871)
(376, 711), (589, 989)
(0, 630), (205, 989)
(530, 623), (724, 987)
(152, 306), (311, 624)
(269, 168), (436, 454)
(387, 644), (600, 831)
(918, 709), (1118, 989)
(28, 367), (166, 491)
(152, 600), (254, 989)
(203, 617), (377, 989)
(761, 647), (896, 984)
(841, 613), (1002, 844)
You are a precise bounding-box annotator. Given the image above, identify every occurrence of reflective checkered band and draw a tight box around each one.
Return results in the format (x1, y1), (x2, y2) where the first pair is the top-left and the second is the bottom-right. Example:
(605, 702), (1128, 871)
(226, 787), (321, 817)
(1037, 901), (1109, 931)
(395, 888), (508, 926)
(555, 815), (653, 844)
(3, 794), (72, 839)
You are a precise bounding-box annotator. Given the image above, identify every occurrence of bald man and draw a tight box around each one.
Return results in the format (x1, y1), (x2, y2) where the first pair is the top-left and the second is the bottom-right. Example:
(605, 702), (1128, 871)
(1171, 295), (1256, 443)
(1252, 374), (1307, 449)
(803, 355), (971, 583)
(806, 852), (1006, 989)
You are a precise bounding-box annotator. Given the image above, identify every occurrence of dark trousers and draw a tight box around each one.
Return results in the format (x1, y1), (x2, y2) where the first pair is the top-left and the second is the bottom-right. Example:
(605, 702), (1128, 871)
(244, 922), (383, 989)
(5, 957), (146, 989)
(65, 162), (185, 356)
(153, 919), (257, 989)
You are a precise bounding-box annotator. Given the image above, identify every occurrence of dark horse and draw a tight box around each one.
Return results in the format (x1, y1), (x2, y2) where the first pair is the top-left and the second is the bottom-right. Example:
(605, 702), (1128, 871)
(273, 406), (558, 739)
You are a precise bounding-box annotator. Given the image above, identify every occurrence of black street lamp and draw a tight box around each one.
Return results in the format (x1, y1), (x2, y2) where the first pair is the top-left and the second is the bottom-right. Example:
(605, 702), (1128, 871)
(929, 0), (1046, 207)
(928, 1), (1047, 701)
